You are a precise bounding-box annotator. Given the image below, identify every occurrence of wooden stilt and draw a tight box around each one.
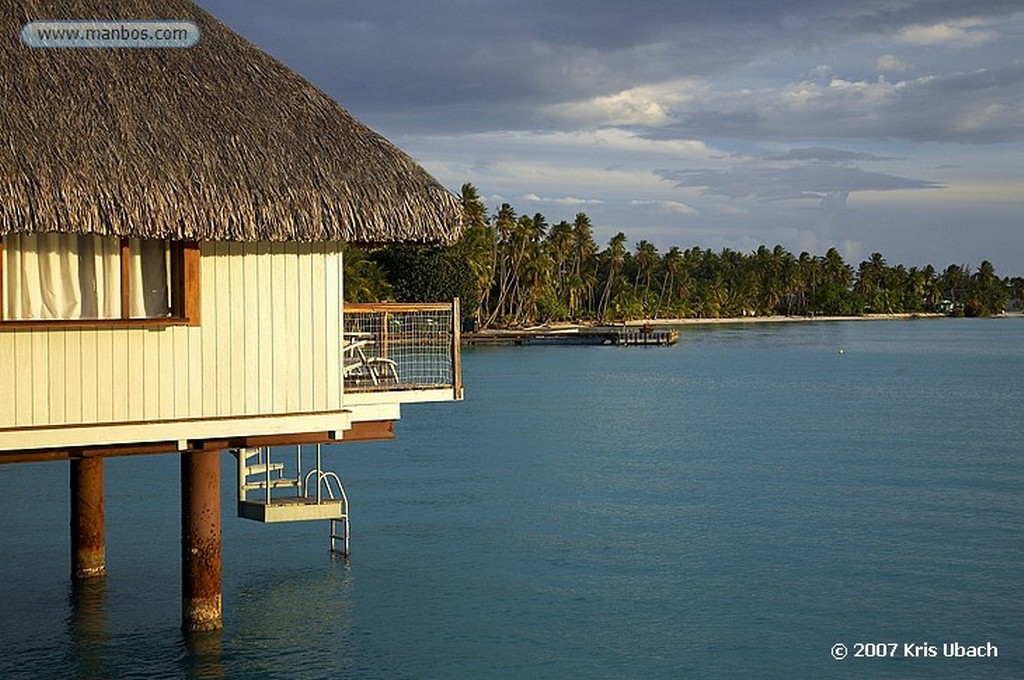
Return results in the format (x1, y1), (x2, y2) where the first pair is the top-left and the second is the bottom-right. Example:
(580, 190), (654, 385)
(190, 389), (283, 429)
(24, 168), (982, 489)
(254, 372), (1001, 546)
(70, 458), (105, 580)
(181, 449), (222, 632)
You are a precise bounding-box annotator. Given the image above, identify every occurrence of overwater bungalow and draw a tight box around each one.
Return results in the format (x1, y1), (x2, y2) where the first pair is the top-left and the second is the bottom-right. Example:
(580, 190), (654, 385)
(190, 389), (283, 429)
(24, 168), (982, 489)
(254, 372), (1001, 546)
(0, 0), (463, 630)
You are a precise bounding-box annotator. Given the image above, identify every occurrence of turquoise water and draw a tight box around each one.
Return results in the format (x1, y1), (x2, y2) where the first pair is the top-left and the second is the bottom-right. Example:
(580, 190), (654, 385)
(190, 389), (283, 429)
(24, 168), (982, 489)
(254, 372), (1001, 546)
(1, 317), (1022, 678)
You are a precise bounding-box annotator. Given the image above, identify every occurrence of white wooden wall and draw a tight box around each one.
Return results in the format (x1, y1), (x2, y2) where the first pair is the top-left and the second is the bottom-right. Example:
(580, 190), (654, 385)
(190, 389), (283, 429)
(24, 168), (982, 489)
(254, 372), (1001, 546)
(0, 241), (344, 429)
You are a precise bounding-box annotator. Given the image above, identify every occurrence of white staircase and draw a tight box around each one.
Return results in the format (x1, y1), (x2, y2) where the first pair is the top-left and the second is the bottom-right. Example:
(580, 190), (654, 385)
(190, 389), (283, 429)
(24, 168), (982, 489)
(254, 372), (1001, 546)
(232, 445), (350, 555)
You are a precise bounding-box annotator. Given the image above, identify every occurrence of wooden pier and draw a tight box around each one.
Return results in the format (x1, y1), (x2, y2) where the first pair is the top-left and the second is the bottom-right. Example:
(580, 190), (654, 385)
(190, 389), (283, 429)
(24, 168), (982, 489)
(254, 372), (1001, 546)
(464, 327), (680, 347)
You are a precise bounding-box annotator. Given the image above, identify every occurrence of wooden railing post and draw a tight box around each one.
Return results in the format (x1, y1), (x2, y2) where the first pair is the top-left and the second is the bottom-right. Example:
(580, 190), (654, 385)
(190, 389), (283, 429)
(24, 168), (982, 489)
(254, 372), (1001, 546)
(452, 298), (462, 400)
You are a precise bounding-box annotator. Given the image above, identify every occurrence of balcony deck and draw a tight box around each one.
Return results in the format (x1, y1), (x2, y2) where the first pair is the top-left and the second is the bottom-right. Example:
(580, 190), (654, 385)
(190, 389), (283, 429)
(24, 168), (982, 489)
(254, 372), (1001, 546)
(343, 301), (463, 403)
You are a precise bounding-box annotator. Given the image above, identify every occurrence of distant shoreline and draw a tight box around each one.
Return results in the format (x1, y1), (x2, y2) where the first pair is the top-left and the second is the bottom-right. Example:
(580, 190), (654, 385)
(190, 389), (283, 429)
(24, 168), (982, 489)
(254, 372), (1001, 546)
(514, 311), (1023, 331)
(470, 312), (1023, 341)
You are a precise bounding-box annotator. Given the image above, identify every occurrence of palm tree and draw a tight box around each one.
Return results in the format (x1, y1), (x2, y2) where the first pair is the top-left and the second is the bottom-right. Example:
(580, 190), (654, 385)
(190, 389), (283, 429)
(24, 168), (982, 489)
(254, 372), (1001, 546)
(901, 266), (926, 312)
(460, 183), (488, 231)
(794, 251), (823, 315)
(518, 239), (553, 324)
(506, 213), (538, 321)
(545, 220), (574, 309)
(633, 240), (660, 310)
(598, 232), (628, 320)
(1007, 276), (1024, 311)
(512, 214), (549, 323)
(570, 213), (597, 316)
(531, 213), (549, 241)
(921, 264), (941, 310)
(456, 184), (496, 324)
(823, 247), (853, 290)
(486, 203), (518, 325)
(657, 246), (683, 317)
(966, 260), (1006, 316)
(856, 253), (888, 303)
(940, 264), (970, 304)
(342, 245), (393, 302)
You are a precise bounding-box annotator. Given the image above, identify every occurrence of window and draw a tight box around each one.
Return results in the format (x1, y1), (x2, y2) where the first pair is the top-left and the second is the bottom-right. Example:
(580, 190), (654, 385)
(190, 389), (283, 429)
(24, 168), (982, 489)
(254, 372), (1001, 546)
(0, 234), (199, 325)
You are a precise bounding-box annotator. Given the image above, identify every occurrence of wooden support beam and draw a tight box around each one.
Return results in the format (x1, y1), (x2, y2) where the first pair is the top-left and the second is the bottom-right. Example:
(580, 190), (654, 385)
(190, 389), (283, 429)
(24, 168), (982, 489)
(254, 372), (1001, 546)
(181, 449), (222, 632)
(2, 450), (72, 465)
(70, 458), (105, 580)
(342, 420), (395, 442)
(2, 420), (397, 465)
(2, 441), (182, 464)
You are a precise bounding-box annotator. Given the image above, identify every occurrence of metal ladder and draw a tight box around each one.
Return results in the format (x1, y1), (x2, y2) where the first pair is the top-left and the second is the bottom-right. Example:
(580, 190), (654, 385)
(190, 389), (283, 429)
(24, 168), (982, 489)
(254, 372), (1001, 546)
(302, 450), (350, 557)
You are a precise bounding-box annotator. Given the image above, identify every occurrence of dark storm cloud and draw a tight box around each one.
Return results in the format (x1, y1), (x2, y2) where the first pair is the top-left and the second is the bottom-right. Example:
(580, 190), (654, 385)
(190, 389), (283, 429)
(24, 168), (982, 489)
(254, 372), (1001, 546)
(196, 1), (1024, 136)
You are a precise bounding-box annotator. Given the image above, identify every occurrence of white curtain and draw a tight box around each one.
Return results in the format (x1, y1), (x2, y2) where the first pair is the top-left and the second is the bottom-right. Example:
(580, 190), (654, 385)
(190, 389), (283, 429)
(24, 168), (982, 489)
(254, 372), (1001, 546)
(3, 234), (169, 320)
(128, 237), (170, 318)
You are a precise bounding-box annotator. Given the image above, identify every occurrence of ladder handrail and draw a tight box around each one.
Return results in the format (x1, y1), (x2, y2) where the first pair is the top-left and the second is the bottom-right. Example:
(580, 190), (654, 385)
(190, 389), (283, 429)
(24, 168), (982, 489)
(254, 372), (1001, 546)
(302, 468), (349, 512)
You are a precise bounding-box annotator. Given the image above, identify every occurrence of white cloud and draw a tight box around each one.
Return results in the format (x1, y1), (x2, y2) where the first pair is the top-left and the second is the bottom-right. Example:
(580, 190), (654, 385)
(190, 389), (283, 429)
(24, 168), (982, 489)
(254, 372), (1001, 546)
(544, 79), (707, 127)
(896, 19), (996, 48)
(808, 64), (833, 82)
(876, 54), (909, 73)
(629, 199), (699, 215)
(651, 64), (1024, 143)
(706, 202), (752, 218)
(952, 99), (1013, 135)
(523, 193), (605, 206)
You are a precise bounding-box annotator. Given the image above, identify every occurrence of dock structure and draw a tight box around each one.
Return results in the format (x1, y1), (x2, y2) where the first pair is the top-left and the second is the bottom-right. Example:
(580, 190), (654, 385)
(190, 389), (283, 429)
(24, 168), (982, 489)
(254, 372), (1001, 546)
(1, 0), (464, 634)
(464, 327), (680, 347)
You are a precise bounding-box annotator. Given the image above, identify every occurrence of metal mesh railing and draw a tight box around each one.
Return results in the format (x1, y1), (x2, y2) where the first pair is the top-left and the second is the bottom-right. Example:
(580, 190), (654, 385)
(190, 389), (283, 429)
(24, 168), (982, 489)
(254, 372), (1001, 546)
(343, 301), (460, 393)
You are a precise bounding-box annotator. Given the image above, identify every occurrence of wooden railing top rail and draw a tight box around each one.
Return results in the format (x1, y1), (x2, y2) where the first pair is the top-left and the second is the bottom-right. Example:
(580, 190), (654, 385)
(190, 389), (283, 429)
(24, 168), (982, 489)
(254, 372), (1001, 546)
(344, 302), (453, 313)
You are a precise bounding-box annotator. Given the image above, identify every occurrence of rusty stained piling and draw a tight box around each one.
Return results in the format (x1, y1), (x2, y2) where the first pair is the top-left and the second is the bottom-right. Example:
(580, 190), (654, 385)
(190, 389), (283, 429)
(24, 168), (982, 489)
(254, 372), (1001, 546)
(70, 458), (105, 580)
(181, 449), (222, 632)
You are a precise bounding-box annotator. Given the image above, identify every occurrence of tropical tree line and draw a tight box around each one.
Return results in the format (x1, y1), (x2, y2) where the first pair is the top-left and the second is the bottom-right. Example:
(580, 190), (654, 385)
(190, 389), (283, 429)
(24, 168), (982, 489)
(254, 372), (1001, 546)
(345, 183), (1020, 328)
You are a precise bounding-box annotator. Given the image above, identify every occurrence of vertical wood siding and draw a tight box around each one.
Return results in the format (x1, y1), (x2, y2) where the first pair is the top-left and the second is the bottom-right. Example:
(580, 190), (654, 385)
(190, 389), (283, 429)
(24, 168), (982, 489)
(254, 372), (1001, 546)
(0, 242), (345, 429)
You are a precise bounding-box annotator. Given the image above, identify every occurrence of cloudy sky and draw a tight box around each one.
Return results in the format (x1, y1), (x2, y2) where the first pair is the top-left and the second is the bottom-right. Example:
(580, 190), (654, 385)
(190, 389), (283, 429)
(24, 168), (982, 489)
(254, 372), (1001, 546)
(199, 0), (1023, 273)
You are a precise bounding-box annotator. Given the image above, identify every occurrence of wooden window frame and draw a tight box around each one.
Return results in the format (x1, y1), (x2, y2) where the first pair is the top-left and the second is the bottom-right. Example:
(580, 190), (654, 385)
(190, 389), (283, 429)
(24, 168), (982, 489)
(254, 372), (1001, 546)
(0, 237), (200, 329)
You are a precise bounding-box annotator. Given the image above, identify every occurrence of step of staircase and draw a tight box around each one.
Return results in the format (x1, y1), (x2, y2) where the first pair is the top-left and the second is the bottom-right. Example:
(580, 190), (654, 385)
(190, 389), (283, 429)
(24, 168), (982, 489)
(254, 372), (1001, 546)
(244, 462), (285, 476)
(243, 477), (300, 491)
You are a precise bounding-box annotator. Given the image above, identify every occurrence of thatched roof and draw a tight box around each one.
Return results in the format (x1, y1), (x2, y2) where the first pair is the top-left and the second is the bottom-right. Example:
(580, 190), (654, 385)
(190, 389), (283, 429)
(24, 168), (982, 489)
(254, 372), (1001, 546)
(0, 0), (462, 244)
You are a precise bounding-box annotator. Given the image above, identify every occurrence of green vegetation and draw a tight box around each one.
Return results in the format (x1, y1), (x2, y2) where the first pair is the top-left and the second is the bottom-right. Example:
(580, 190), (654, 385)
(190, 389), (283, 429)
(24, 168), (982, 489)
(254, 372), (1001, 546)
(346, 183), (1017, 327)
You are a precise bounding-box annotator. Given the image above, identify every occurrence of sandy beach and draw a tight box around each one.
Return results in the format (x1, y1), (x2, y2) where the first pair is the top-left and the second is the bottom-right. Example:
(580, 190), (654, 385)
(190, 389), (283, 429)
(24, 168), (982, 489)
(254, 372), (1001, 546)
(494, 312), (1022, 337)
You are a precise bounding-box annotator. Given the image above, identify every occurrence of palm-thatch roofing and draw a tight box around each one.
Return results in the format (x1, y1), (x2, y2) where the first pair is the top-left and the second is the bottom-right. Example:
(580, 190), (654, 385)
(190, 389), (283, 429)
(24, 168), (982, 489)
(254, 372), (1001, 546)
(0, 0), (462, 244)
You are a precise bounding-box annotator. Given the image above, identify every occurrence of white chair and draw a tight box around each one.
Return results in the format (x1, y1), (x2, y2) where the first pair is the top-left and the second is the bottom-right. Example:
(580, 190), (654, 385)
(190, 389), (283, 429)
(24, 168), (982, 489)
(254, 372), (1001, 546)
(343, 333), (399, 386)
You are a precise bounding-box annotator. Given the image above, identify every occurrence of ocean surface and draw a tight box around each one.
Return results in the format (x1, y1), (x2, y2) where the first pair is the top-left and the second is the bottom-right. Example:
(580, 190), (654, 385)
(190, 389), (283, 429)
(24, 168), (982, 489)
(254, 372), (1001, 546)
(1, 316), (1021, 679)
